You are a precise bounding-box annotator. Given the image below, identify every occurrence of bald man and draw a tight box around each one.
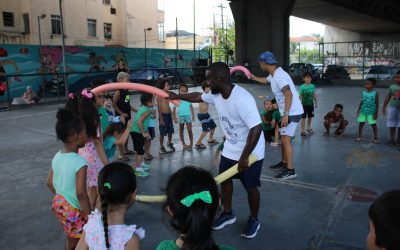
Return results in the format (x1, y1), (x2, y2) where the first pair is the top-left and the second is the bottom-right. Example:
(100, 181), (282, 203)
(169, 62), (264, 239)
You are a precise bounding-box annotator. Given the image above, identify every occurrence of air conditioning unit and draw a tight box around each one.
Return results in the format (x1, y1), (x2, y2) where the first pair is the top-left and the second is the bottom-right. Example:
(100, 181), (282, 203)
(110, 7), (116, 15)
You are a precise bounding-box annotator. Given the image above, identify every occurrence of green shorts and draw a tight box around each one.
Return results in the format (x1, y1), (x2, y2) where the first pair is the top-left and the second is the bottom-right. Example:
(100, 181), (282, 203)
(357, 113), (376, 125)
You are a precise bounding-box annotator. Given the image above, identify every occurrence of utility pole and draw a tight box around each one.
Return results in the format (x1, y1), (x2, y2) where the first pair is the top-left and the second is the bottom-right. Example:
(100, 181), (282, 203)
(59, 0), (68, 97)
(175, 17), (178, 68)
(217, 4), (226, 45)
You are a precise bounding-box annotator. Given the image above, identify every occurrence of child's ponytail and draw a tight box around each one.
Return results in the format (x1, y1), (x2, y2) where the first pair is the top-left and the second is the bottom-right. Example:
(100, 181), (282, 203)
(100, 188), (110, 249)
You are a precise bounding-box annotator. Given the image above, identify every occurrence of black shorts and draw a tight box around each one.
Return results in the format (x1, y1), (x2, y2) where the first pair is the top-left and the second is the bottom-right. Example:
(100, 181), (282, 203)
(219, 155), (263, 190)
(198, 113), (217, 132)
(263, 129), (274, 142)
(130, 132), (145, 155)
(302, 105), (314, 118)
(159, 113), (174, 136)
(148, 127), (155, 140)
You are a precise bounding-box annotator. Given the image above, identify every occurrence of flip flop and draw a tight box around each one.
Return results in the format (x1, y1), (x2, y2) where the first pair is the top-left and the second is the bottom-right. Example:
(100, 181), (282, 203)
(207, 139), (219, 144)
(123, 150), (135, 155)
(118, 156), (130, 162)
(307, 129), (314, 133)
(301, 132), (306, 136)
(195, 144), (207, 149)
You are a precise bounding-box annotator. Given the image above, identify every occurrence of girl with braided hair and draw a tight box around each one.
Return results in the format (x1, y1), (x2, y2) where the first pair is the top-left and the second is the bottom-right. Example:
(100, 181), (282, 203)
(76, 162), (145, 250)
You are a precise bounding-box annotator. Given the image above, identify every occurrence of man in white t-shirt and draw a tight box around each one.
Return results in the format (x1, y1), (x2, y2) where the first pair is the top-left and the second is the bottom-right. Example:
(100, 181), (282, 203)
(251, 51), (303, 180)
(169, 62), (265, 239)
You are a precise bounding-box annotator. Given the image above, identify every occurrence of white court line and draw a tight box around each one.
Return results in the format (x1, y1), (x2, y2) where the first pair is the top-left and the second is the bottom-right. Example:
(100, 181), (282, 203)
(260, 175), (337, 192)
(0, 110), (57, 121)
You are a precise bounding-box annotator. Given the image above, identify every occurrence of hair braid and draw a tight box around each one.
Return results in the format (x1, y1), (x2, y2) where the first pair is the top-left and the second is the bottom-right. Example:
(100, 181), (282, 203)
(101, 195), (110, 249)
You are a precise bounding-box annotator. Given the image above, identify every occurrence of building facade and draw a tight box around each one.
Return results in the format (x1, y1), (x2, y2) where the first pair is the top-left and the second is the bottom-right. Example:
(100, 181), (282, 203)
(0, 0), (165, 48)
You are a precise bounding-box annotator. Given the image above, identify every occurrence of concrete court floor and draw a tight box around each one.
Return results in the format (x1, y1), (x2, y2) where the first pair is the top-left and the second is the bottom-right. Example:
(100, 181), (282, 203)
(0, 84), (399, 250)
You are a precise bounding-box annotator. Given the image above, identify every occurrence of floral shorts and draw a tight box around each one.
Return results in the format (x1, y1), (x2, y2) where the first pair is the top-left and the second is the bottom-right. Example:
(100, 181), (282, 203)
(52, 194), (87, 238)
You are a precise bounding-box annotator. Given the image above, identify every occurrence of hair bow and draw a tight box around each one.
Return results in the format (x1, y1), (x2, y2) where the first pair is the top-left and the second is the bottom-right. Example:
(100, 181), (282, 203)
(180, 191), (212, 207)
(112, 116), (121, 123)
(68, 93), (75, 99)
(104, 182), (111, 189)
(81, 89), (93, 99)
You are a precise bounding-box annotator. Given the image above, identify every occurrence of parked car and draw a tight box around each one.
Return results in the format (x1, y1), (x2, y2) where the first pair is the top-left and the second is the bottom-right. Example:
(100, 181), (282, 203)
(322, 65), (350, 82)
(289, 63), (320, 79)
(366, 65), (398, 80)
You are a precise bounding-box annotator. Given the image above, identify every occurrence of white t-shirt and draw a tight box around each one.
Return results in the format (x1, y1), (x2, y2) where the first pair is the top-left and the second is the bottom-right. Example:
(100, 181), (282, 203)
(267, 67), (303, 116)
(201, 85), (265, 161)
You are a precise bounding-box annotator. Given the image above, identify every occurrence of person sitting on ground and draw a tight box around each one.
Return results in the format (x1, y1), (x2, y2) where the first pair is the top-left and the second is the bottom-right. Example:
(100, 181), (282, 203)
(23, 86), (39, 104)
(323, 104), (348, 137)
(367, 190), (400, 250)
(157, 166), (234, 250)
(76, 162), (145, 250)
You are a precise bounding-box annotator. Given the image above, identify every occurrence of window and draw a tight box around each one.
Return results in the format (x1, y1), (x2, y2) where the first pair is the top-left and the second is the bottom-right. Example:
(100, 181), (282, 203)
(3, 12), (14, 27)
(157, 0), (164, 11)
(103, 0), (111, 4)
(104, 23), (112, 39)
(87, 19), (97, 37)
(51, 15), (61, 35)
(110, 7), (116, 15)
(23, 14), (30, 33)
(158, 22), (164, 41)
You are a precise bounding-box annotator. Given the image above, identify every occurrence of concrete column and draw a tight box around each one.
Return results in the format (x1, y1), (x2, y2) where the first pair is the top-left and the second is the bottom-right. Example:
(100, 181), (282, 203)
(230, 0), (295, 70)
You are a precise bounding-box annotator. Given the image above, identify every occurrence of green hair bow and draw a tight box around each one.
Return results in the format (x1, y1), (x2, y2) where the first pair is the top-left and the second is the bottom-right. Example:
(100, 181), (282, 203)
(180, 191), (212, 207)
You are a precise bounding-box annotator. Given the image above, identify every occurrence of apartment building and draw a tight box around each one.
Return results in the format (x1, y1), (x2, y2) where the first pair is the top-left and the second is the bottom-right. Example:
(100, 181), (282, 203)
(0, 0), (165, 48)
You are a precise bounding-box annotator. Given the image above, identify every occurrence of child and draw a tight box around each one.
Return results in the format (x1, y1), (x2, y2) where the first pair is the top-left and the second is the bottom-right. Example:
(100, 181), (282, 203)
(173, 83), (195, 150)
(92, 79), (109, 134)
(323, 104), (349, 137)
(367, 190), (400, 250)
(156, 79), (176, 154)
(357, 78), (379, 143)
(131, 93), (154, 177)
(103, 118), (133, 162)
(47, 108), (91, 250)
(260, 98), (280, 144)
(157, 166), (234, 250)
(195, 81), (218, 149)
(299, 72), (318, 136)
(145, 105), (156, 161)
(113, 72), (137, 158)
(382, 70), (400, 146)
(104, 95), (115, 124)
(23, 86), (39, 104)
(67, 89), (109, 209)
(270, 99), (281, 147)
(76, 162), (145, 250)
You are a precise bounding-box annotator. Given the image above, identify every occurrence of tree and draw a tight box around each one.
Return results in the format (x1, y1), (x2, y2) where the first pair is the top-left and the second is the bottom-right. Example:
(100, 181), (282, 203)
(210, 22), (235, 65)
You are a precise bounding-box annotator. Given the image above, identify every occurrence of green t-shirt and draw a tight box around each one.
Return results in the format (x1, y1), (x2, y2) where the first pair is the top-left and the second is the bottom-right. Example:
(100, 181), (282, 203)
(388, 84), (400, 107)
(261, 110), (281, 131)
(132, 105), (150, 133)
(99, 107), (109, 133)
(177, 100), (192, 117)
(300, 83), (316, 106)
(103, 136), (116, 160)
(156, 240), (235, 250)
(360, 90), (377, 115)
(52, 151), (87, 209)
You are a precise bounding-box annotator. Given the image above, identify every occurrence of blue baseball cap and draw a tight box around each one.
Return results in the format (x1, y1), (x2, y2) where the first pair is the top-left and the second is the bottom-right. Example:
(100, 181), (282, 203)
(259, 51), (278, 64)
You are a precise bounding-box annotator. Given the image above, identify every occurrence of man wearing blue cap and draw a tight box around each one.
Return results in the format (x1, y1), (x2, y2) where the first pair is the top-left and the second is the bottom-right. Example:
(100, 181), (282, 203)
(251, 51), (303, 180)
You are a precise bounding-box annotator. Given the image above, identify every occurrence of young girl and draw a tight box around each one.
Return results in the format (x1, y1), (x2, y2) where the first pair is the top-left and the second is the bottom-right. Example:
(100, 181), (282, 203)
(131, 93), (154, 177)
(145, 106), (156, 161)
(76, 162), (145, 250)
(67, 89), (109, 209)
(103, 118), (133, 162)
(47, 108), (91, 250)
(157, 166), (234, 250)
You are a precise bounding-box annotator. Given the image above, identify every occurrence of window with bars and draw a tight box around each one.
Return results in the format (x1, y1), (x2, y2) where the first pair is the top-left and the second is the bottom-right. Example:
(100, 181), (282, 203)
(23, 14), (30, 33)
(51, 15), (61, 35)
(87, 19), (97, 37)
(103, 0), (111, 5)
(3, 12), (14, 27)
(158, 22), (165, 41)
(104, 23), (112, 39)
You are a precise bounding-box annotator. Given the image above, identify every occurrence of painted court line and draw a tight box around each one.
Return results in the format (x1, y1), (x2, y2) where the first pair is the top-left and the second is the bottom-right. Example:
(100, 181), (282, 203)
(0, 110), (57, 121)
(260, 175), (337, 192)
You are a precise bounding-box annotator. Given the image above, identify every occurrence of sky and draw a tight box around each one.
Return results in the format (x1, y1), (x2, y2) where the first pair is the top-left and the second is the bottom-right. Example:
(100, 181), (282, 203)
(163, 0), (325, 37)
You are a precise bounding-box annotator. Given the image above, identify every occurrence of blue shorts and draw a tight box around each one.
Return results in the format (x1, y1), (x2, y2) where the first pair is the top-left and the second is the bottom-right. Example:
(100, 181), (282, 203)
(219, 156), (263, 190)
(159, 113), (174, 136)
(198, 113), (217, 132)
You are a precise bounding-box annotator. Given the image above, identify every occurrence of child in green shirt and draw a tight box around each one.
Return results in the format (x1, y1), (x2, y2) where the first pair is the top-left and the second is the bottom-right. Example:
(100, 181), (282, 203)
(357, 78), (379, 143)
(261, 98), (281, 144)
(383, 70), (400, 145)
(299, 72), (318, 136)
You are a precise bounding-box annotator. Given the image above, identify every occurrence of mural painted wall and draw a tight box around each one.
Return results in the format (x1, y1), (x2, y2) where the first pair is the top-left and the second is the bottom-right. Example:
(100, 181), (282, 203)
(0, 44), (208, 101)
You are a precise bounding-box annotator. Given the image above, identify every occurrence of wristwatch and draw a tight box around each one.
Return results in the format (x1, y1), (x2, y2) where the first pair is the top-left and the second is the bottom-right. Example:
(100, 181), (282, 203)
(282, 111), (289, 116)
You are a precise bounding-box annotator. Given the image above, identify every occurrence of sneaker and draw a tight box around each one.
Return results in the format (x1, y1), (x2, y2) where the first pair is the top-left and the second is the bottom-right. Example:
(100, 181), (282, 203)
(275, 168), (297, 180)
(159, 146), (168, 154)
(212, 211), (237, 230)
(241, 217), (260, 239)
(135, 168), (149, 177)
(167, 143), (175, 151)
(269, 161), (287, 171)
(141, 163), (150, 171)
